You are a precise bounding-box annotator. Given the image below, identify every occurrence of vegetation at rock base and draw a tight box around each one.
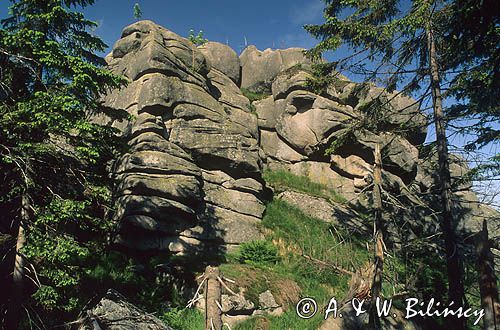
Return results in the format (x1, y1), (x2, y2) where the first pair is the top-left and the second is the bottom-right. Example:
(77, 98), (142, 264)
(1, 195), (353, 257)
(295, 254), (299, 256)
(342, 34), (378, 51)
(304, 0), (499, 328)
(240, 88), (270, 114)
(159, 307), (205, 330)
(263, 169), (346, 203)
(238, 240), (280, 265)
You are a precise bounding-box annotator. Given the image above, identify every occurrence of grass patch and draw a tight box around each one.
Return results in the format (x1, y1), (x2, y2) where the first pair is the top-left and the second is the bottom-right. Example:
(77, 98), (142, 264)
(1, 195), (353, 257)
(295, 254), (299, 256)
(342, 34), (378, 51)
(240, 88), (270, 114)
(262, 199), (368, 287)
(159, 307), (204, 330)
(240, 88), (270, 103)
(263, 169), (346, 203)
(218, 199), (371, 329)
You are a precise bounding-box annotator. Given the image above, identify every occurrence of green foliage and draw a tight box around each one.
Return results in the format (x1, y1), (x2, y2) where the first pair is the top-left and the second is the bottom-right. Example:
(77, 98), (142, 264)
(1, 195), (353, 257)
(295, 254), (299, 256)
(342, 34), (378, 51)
(240, 88), (270, 113)
(240, 88), (270, 103)
(442, 0), (499, 153)
(263, 169), (346, 203)
(222, 199), (366, 329)
(222, 198), (453, 329)
(305, 62), (343, 96)
(160, 307), (204, 330)
(133, 3), (142, 20)
(23, 190), (114, 314)
(188, 29), (208, 46)
(238, 240), (279, 265)
(0, 0), (126, 325)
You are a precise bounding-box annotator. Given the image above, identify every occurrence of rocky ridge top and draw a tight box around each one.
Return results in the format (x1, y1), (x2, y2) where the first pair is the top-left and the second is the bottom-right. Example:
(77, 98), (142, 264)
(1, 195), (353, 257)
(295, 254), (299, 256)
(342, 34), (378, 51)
(99, 20), (498, 258)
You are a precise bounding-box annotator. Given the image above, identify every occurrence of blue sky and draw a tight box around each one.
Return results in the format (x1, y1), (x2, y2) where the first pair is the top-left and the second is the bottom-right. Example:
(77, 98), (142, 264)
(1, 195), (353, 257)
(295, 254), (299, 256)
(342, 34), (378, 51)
(82, 0), (326, 55)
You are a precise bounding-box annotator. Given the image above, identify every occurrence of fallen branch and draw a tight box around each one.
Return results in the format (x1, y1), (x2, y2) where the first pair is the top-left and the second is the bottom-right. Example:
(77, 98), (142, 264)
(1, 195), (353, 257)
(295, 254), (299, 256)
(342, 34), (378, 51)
(217, 276), (237, 296)
(301, 254), (355, 277)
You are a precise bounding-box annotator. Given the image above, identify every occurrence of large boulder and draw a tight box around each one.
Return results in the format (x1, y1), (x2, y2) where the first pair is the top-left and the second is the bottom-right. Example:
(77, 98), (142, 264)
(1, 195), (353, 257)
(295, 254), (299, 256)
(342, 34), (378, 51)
(199, 41), (241, 85)
(106, 20), (209, 85)
(330, 154), (372, 179)
(271, 66), (313, 100)
(339, 130), (419, 184)
(415, 150), (500, 245)
(200, 170), (265, 247)
(80, 289), (173, 330)
(260, 130), (306, 163)
(102, 21), (266, 255)
(240, 46), (312, 93)
(276, 91), (358, 156)
(254, 96), (285, 130)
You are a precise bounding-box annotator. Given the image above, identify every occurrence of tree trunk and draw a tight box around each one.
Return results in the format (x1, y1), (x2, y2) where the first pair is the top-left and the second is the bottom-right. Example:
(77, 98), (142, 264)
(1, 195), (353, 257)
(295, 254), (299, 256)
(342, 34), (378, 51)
(426, 22), (465, 330)
(204, 266), (222, 330)
(475, 220), (500, 330)
(5, 193), (29, 330)
(369, 143), (384, 329)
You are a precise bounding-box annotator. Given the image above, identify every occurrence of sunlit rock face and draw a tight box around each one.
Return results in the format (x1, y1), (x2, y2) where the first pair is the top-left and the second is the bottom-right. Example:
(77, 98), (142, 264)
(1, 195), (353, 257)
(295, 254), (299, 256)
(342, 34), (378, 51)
(101, 20), (497, 257)
(102, 21), (265, 255)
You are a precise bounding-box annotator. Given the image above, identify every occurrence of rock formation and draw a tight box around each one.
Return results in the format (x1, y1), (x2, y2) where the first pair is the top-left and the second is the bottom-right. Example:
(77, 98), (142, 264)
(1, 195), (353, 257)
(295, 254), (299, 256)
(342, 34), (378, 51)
(101, 21), (265, 256)
(100, 20), (498, 260)
(79, 289), (173, 330)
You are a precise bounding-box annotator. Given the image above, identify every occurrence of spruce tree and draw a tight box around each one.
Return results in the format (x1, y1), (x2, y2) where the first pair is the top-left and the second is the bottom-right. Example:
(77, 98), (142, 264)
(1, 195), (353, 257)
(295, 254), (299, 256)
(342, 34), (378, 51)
(133, 3), (142, 20)
(303, 1), (491, 328)
(0, 0), (125, 328)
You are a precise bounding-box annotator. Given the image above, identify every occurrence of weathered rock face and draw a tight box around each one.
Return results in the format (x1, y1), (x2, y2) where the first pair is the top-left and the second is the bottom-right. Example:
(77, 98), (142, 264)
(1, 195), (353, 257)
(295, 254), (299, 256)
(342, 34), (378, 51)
(240, 46), (312, 93)
(242, 43), (498, 249)
(102, 21), (498, 260)
(103, 21), (265, 255)
(199, 41), (241, 85)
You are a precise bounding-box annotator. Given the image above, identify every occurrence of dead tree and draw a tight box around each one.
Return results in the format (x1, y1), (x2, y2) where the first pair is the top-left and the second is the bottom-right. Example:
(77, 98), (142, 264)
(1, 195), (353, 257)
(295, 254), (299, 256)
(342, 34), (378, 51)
(475, 220), (500, 330)
(5, 193), (29, 330)
(369, 143), (385, 329)
(204, 266), (222, 330)
(187, 266), (238, 330)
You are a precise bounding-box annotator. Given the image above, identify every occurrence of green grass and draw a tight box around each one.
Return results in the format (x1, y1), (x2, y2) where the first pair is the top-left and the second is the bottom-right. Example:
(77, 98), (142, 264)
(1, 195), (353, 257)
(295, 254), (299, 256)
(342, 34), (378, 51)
(219, 199), (371, 330)
(240, 88), (271, 114)
(240, 88), (270, 103)
(155, 198), (419, 329)
(263, 169), (347, 203)
(262, 200), (368, 286)
(160, 307), (204, 330)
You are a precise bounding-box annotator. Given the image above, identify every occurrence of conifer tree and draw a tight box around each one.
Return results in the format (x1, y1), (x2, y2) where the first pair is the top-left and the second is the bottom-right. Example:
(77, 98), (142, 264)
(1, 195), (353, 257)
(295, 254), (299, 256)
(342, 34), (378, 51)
(0, 0), (125, 327)
(303, 1), (498, 328)
(133, 3), (142, 20)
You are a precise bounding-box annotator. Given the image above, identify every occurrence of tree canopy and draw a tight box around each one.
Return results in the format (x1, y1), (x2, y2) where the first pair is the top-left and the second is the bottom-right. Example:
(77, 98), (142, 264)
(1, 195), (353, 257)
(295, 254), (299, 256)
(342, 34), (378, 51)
(0, 0), (126, 327)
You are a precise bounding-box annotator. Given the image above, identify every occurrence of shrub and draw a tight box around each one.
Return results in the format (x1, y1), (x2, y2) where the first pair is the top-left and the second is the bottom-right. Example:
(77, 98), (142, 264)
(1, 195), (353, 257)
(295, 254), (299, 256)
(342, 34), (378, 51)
(238, 240), (279, 265)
